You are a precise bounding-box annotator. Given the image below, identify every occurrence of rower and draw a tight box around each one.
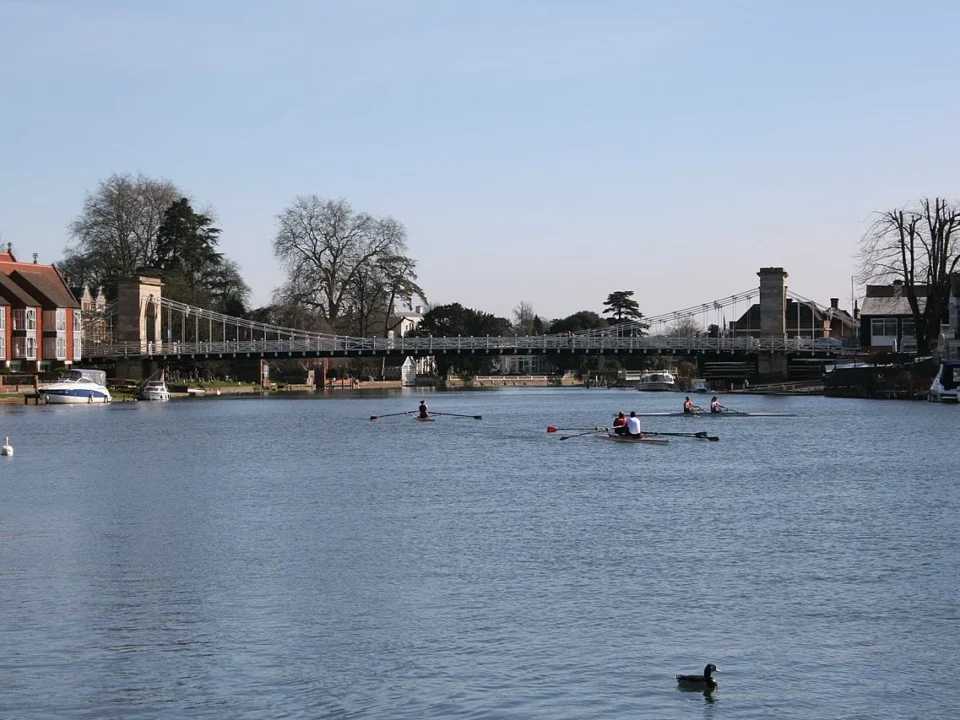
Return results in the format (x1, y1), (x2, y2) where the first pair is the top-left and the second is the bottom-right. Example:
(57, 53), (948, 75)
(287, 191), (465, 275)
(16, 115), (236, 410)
(683, 396), (700, 415)
(612, 411), (628, 435)
(625, 411), (643, 437)
(710, 396), (723, 414)
(418, 400), (429, 419)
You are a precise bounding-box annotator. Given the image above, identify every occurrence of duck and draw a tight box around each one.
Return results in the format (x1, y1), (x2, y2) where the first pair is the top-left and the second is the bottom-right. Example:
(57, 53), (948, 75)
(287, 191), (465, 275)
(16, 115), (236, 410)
(676, 663), (719, 690)
(1, 436), (12, 457)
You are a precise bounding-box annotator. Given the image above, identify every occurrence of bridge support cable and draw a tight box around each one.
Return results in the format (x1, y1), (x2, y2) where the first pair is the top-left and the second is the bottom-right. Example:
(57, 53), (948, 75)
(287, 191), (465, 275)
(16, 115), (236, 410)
(79, 286), (844, 362)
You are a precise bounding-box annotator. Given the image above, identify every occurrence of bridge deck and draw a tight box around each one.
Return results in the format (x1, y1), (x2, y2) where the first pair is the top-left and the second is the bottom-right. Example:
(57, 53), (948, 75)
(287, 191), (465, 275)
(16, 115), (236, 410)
(81, 335), (845, 361)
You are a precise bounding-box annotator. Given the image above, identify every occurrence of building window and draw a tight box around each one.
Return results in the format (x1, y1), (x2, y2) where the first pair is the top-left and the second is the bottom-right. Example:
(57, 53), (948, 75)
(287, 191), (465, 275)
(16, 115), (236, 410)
(871, 318), (898, 337)
(74, 335), (81, 360)
(13, 309), (25, 330)
(0, 310), (5, 332)
(14, 337), (38, 360)
(57, 309), (66, 331)
(73, 311), (81, 332)
(0, 335), (5, 360)
(44, 337), (67, 359)
(26, 308), (36, 330)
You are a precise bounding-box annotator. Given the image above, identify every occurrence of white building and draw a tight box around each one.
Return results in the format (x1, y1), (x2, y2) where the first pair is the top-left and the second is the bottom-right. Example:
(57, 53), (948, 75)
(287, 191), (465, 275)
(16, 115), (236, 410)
(388, 306), (434, 375)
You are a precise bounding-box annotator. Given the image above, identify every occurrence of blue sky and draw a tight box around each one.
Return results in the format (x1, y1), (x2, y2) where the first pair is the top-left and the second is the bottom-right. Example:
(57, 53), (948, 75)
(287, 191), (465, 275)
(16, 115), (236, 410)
(2, 0), (958, 324)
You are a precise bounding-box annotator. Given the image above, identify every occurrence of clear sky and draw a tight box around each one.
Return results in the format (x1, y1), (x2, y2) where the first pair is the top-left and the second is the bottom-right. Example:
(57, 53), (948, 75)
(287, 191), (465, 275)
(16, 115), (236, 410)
(2, 0), (958, 326)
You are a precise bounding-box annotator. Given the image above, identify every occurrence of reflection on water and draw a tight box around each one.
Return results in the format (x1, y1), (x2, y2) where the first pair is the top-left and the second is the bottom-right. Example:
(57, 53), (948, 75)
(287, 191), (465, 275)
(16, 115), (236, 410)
(1, 390), (958, 718)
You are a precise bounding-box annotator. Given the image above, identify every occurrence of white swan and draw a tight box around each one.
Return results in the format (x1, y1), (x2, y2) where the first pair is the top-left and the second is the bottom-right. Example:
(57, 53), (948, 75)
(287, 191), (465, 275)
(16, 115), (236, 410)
(1, 437), (12, 457)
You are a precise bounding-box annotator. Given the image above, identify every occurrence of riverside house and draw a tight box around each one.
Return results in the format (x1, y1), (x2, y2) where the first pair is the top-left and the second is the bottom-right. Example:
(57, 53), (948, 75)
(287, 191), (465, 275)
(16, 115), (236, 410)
(731, 297), (858, 343)
(858, 280), (924, 353)
(0, 246), (82, 372)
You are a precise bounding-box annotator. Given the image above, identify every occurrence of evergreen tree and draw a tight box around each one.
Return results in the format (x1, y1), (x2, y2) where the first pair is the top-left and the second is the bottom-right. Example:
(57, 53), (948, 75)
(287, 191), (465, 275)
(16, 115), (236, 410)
(602, 290), (643, 322)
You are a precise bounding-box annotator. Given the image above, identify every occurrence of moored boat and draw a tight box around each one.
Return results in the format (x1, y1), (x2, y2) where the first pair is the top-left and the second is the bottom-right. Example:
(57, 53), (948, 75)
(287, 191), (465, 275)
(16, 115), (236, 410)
(928, 360), (960, 403)
(138, 378), (170, 402)
(39, 369), (112, 404)
(636, 371), (677, 392)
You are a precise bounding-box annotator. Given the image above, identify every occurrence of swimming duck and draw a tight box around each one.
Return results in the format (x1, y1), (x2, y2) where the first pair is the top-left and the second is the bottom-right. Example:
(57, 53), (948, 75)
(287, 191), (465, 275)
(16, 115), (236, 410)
(676, 663), (719, 690)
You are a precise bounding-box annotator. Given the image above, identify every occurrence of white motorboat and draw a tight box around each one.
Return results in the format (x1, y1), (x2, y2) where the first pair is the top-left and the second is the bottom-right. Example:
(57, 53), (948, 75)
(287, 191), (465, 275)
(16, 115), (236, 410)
(928, 360), (959, 403)
(138, 379), (171, 402)
(636, 371), (677, 391)
(40, 369), (112, 404)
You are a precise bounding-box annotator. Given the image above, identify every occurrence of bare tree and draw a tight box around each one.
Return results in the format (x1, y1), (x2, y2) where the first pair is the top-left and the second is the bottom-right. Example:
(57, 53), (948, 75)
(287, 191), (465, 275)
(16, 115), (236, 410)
(665, 316), (703, 337)
(272, 196), (420, 332)
(64, 172), (181, 287)
(858, 197), (960, 354)
(513, 301), (536, 334)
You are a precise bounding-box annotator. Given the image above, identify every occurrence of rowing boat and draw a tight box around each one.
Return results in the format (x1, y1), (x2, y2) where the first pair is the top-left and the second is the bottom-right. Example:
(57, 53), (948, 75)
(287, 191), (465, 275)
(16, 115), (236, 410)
(632, 411), (796, 418)
(414, 416), (435, 422)
(599, 432), (669, 445)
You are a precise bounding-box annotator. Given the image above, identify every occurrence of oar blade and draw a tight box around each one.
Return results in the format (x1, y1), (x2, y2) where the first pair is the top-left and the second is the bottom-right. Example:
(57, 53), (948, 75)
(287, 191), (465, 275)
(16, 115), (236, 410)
(547, 426), (559, 433)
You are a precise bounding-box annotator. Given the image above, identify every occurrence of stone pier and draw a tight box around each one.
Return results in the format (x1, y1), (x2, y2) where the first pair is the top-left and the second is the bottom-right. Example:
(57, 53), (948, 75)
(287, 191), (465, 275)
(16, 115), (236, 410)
(114, 276), (164, 380)
(757, 267), (789, 380)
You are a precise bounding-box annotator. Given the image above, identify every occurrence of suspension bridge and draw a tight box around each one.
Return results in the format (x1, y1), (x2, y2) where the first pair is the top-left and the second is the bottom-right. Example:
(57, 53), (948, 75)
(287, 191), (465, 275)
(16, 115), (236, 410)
(80, 269), (853, 379)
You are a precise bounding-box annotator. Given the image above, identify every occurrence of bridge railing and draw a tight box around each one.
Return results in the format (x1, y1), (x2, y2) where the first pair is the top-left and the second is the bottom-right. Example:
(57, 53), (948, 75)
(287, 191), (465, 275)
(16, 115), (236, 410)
(82, 334), (842, 358)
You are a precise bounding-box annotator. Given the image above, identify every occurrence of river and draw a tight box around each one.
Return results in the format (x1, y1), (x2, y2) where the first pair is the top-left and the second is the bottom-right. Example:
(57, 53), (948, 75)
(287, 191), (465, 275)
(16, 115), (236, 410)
(1, 389), (957, 718)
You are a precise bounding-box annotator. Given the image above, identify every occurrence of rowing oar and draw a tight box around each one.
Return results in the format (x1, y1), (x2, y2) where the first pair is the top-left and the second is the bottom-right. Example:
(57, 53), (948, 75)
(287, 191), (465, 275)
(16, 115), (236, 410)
(645, 430), (720, 442)
(719, 406), (747, 415)
(431, 412), (483, 420)
(369, 411), (412, 420)
(559, 427), (610, 440)
(547, 426), (605, 433)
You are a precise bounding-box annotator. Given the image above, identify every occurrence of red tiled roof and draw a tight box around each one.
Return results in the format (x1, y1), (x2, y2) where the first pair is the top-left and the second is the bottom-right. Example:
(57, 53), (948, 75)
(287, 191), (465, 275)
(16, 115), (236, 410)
(0, 273), (38, 306)
(0, 251), (81, 309)
(10, 269), (80, 309)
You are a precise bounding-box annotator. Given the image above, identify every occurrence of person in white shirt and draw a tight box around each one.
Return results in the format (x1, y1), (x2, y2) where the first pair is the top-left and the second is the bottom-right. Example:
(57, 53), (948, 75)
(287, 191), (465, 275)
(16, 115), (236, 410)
(625, 411), (643, 437)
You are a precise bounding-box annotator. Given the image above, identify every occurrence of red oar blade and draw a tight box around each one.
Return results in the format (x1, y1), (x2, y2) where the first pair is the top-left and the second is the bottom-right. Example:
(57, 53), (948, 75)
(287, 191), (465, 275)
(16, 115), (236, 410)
(547, 426), (559, 433)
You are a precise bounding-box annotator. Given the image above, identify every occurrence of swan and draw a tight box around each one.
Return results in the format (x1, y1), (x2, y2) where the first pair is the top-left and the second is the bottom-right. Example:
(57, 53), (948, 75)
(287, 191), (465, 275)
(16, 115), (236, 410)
(1, 437), (13, 457)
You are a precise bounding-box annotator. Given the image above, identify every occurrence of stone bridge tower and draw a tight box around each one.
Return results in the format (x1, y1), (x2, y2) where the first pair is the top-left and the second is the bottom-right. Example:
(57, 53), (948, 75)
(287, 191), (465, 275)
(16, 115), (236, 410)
(757, 267), (788, 379)
(757, 267), (788, 337)
(115, 276), (163, 379)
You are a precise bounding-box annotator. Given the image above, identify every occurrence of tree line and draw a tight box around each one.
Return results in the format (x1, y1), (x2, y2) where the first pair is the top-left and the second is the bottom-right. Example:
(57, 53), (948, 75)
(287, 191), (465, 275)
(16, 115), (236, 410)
(60, 173), (250, 316)
(57, 174), (426, 339)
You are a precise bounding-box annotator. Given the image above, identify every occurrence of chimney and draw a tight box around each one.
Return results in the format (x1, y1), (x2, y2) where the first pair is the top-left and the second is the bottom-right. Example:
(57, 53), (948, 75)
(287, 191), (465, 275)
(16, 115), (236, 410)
(830, 298), (839, 310)
(854, 300), (860, 320)
(893, 279), (903, 298)
(32, 253), (38, 264)
(415, 305), (421, 314)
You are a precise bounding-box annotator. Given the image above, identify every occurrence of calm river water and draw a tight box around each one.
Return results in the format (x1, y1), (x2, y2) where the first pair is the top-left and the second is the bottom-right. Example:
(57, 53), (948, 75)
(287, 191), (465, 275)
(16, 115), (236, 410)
(1, 389), (958, 718)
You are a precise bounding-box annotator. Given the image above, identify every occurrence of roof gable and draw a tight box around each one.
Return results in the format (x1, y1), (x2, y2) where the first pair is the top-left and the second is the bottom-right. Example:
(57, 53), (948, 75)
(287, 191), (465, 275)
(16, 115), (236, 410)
(9, 268), (80, 309)
(0, 273), (39, 306)
(860, 297), (925, 316)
